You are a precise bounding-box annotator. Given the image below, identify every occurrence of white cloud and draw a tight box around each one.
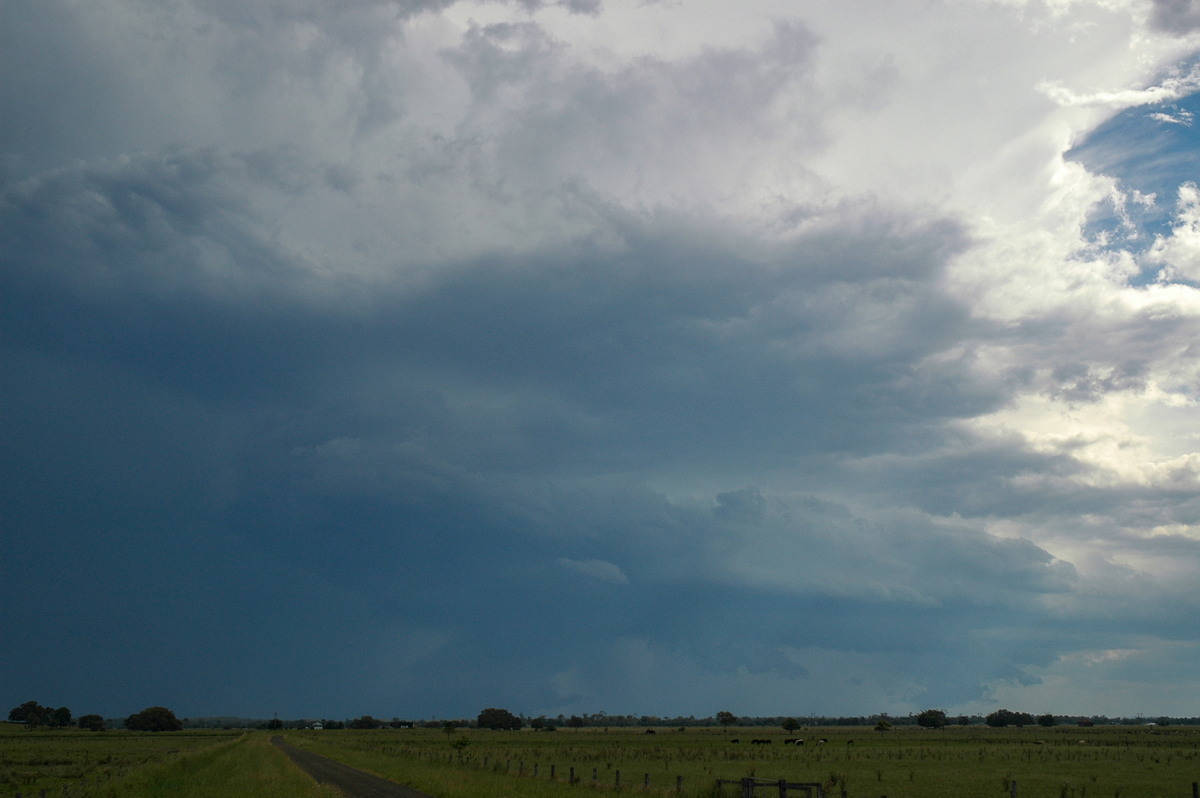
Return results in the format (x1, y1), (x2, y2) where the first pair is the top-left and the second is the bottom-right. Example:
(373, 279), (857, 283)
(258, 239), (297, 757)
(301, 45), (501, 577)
(1148, 108), (1195, 124)
(556, 557), (629, 584)
(1040, 66), (1200, 110)
(1147, 182), (1200, 281)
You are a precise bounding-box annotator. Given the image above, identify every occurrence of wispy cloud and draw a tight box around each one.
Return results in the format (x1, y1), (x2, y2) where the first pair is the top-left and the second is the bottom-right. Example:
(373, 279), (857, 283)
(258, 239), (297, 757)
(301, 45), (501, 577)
(556, 558), (630, 585)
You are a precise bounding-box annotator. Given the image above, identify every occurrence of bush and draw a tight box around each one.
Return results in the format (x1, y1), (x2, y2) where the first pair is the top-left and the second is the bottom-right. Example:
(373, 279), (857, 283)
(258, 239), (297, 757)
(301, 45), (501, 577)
(916, 709), (947, 728)
(477, 707), (522, 730)
(986, 709), (1034, 728)
(78, 714), (106, 731)
(125, 706), (183, 731)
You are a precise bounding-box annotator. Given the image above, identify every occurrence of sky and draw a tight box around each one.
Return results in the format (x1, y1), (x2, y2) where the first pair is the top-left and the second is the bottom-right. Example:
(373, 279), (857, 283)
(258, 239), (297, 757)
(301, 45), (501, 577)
(4, 0), (1200, 723)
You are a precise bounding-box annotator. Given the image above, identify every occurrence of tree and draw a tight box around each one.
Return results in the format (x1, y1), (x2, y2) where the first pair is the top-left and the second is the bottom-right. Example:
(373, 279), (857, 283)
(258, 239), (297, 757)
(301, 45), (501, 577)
(267, 718), (284, 730)
(916, 709), (947, 728)
(874, 720), (892, 732)
(1037, 714), (1056, 727)
(716, 710), (737, 728)
(125, 706), (183, 732)
(78, 714), (106, 732)
(8, 701), (51, 727)
(985, 709), (1035, 728)
(476, 707), (522, 730)
(350, 715), (382, 729)
(50, 707), (72, 728)
(782, 717), (801, 732)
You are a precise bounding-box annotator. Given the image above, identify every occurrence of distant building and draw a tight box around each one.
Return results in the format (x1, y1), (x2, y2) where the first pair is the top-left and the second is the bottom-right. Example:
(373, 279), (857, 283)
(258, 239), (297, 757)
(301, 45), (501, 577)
(312, 722), (324, 730)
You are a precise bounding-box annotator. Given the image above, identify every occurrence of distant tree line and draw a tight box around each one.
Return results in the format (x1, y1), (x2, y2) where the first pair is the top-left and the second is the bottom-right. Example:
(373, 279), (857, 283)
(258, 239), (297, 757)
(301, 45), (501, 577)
(7, 701), (78, 729)
(10, 699), (1197, 732)
(148, 711), (1200, 730)
(7, 700), (183, 731)
(257, 711), (1197, 729)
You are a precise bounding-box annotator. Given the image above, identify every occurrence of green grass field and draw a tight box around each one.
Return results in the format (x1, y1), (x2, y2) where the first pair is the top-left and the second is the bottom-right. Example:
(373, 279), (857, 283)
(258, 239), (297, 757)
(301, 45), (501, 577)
(0, 725), (336, 797)
(283, 724), (1200, 798)
(2, 723), (1197, 797)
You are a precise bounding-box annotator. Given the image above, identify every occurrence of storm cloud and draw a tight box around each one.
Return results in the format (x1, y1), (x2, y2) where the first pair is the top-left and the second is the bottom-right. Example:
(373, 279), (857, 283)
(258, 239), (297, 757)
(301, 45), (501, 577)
(3, 0), (1200, 721)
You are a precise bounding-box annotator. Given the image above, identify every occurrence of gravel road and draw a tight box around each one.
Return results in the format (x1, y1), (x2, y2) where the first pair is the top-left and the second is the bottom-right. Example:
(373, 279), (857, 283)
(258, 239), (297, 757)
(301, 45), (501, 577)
(272, 736), (435, 798)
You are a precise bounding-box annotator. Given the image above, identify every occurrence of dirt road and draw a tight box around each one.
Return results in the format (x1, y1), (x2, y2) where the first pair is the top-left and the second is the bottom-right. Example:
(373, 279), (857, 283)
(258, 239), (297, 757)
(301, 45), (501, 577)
(271, 736), (434, 798)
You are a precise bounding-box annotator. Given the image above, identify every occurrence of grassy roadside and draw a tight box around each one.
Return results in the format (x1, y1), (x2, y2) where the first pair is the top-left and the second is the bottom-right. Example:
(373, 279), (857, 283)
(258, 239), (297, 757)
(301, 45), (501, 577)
(108, 732), (340, 797)
(0, 726), (336, 797)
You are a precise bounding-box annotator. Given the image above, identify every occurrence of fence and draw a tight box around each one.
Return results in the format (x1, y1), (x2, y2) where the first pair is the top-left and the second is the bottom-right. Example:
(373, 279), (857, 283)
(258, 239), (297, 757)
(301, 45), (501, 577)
(716, 776), (825, 797)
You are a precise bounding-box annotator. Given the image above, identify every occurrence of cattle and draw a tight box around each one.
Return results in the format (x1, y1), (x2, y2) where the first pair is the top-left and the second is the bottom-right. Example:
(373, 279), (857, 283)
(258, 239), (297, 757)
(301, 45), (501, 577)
(730, 739), (740, 744)
(817, 738), (828, 744)
(784, 738), (804, 745)
(750, 738), (773, 745)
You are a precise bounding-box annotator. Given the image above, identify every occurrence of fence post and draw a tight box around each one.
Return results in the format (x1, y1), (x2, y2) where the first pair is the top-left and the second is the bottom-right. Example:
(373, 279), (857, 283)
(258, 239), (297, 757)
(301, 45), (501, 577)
(1192, 782), (1198, 798)
(593, 767), (598, 783)
(644, 773), (650, 790)
(676, 775), (683, 793)
(1010, 780), (1017, 798)
(616, 770), (621, 789)
(778, 778), (788, 798)
(570, 766), (576, 785)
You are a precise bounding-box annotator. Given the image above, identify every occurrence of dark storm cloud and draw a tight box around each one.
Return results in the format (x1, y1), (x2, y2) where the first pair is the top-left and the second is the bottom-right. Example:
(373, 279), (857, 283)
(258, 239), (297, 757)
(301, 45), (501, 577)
(6, 0), (1200, 720)
(1149, 0), (1200, 34)
(1, 145), (982, 471)
(0, 139), (1060, 714)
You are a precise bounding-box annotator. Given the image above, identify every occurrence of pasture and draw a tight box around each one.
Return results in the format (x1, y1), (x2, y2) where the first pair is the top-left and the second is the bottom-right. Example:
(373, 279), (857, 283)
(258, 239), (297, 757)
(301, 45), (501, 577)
(283, 724), (1200, 798)
(2, 722), (1198, 797)
(0, 725), (336, 797)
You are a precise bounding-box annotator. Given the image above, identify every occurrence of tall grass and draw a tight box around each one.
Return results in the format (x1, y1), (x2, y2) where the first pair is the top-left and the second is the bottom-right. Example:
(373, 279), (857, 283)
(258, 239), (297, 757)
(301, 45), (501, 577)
(0, 726), (238, 795)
